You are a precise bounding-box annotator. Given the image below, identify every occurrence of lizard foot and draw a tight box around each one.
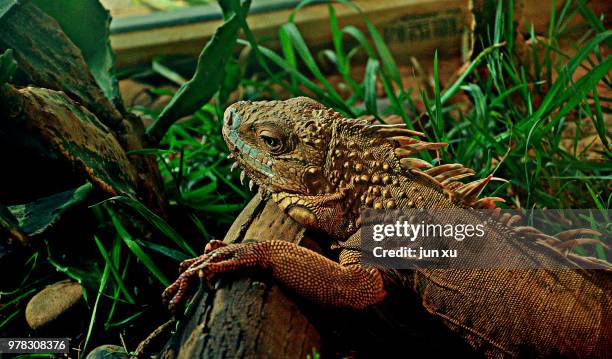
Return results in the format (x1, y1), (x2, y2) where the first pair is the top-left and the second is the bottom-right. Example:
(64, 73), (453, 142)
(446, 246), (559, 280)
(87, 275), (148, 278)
(177, 240), (228, 273)
(162, 242), (267, 313)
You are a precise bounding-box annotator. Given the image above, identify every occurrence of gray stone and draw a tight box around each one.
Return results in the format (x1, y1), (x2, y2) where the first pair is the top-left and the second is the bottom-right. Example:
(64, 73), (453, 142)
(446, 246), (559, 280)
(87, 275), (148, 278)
(86, 345), (129, 359)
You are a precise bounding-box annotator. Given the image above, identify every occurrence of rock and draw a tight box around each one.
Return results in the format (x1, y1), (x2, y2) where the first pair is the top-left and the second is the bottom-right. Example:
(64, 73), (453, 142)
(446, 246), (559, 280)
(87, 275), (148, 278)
(86, 345), (129, 359)
(25, 279), (83, 330)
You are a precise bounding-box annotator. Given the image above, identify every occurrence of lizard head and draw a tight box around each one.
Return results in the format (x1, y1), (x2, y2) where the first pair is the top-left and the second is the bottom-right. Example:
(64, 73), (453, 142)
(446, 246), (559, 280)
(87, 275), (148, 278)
(223, 97), (500, 238)
(222, 97), (354, 238)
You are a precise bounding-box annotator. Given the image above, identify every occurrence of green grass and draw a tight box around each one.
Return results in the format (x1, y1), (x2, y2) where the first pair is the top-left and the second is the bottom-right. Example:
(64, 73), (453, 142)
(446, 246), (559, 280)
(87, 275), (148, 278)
(1, 0), (609, 355)
(231, 0), (609, 211)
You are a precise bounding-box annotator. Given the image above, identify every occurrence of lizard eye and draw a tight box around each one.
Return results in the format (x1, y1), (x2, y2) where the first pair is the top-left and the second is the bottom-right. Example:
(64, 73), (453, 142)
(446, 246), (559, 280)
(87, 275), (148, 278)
(259, 131), (282, 151)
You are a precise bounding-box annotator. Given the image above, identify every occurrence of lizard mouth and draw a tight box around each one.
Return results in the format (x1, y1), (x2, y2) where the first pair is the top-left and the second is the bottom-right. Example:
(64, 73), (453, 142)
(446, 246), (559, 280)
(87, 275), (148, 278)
(223, 108), (277, 192)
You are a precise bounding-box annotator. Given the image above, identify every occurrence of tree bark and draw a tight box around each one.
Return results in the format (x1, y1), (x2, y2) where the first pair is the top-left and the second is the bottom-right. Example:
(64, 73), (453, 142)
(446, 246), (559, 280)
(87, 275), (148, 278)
(159, 193), (321, 359)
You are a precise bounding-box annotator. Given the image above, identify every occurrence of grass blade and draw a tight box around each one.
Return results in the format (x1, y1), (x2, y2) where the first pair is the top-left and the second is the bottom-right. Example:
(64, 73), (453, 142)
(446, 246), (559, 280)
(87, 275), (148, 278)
(440, 42), (505, 106)
(137, 240), (191, 262)
(280, 22), (353, 115)
(103, 196), (196, 256)
(432, 51), (444, 142)
(107, 207), (170, 287)
(365, 18), (403, 91)
(364, 58), (379, 116)
(543, 57), (612, 136)
(93, 236), (135, 304)
(83, 261), (109, 353)
(278, 25), (299, 91)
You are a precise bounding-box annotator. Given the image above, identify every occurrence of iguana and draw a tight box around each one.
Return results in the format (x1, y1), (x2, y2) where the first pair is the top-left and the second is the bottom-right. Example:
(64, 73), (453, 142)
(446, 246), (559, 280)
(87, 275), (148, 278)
(163, 97), (612, 357)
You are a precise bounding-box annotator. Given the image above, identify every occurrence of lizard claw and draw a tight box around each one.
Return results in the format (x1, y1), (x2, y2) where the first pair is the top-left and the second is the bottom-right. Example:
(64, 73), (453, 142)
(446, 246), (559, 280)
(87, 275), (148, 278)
(162, 242), (267, 313)
(177, 256), (201, 274)
(204, 239), (228, 254)
(163, 252), (213, 312)
(176, 240), (227, 273)
(162, 267), (200, 313)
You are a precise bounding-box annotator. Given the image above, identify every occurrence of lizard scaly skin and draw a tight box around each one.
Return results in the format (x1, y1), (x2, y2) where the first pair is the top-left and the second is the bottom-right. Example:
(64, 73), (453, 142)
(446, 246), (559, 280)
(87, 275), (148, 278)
(163, 97), (612, 357)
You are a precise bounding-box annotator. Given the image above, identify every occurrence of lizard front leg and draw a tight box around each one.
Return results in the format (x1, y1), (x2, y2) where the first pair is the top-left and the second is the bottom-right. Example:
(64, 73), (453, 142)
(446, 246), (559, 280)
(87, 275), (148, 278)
(162, 240), (387, 312)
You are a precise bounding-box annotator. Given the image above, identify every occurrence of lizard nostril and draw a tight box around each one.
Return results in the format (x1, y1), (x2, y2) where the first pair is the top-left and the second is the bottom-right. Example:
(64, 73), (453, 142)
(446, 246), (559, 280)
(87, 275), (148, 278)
(224, 111), (233, 127)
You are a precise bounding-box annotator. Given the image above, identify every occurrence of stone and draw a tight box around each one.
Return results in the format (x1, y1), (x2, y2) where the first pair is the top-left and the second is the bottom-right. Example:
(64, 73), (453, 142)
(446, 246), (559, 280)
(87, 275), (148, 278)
(86, 345), (129, 359)
(25, 280), (83, 330)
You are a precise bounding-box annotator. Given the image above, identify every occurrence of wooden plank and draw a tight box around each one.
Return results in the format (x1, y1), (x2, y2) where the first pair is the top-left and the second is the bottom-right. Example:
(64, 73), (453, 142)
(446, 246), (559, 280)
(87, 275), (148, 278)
(108, 0), (610, 69)
(109, 0), (472, 68)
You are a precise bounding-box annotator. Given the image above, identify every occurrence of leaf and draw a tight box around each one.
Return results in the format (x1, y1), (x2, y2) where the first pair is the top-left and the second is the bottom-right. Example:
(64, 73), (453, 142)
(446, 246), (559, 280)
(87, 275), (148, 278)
(152, 58), (187, 86)
(8, 183), (93, 237)
(0, 201), (26, 255)
(33, 0), (122, 108)
(46, 243), (101, 288)
(148, 0), (252, 142)
(218, 0), (247, 20)
(0, 1), (122, 128)
(0, 86), (137, 196)
(0, 202), (19, 235)
(218, 58), (241, 106)
(183, 181), (218, 201)
(190, 203), (244, 212)
(0, 48), (16, 85)
(0, 0), (18, 20)
(575, 0), (611, 47)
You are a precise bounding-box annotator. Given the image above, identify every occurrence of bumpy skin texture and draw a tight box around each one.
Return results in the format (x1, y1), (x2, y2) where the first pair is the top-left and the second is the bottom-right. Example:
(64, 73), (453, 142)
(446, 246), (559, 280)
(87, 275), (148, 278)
(164, 97), (612, 357)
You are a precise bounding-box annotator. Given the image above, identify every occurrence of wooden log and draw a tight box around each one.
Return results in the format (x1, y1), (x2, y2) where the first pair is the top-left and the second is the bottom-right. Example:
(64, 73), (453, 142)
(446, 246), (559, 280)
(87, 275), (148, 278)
(159, 193), (321, 359)
(155, 193), (480, 358)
